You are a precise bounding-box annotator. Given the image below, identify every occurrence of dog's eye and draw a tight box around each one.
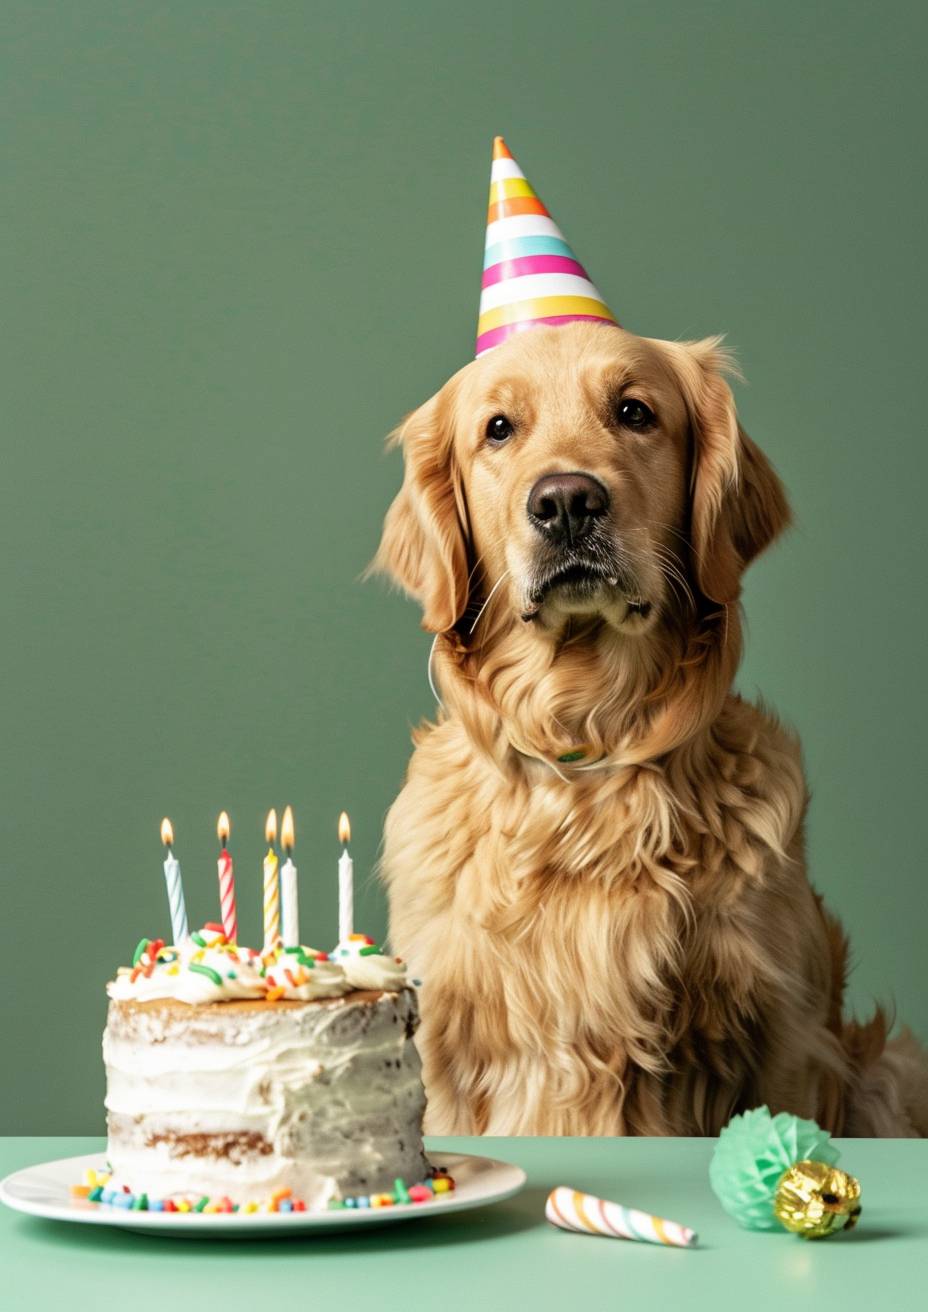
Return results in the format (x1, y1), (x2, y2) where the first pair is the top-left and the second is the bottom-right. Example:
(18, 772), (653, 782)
(617, 398), (656, 431)
(486, 414), (514, 444)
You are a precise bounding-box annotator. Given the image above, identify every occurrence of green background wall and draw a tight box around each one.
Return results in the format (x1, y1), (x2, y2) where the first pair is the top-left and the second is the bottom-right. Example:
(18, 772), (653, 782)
(2, 0), (925, 1133)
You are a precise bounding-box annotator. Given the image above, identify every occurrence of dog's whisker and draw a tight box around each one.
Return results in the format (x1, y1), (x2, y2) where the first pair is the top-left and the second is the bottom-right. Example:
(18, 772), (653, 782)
(469, 569), (512, 634)
(650, 545), (696, 613)
(463, 530), (511, 596)
(643, 519), (696, 553)
(626, 526), (695, 615)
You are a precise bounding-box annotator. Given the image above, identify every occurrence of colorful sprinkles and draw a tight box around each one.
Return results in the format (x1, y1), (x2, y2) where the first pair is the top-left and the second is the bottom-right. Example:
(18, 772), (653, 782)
(188, 961), (223, 986)
(116, 928), (403, 1004)
(72, 1166), (455, 1217)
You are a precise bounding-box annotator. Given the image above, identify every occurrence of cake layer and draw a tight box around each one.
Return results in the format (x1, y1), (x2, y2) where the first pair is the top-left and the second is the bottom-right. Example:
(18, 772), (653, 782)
(103, 987), (427, 1206)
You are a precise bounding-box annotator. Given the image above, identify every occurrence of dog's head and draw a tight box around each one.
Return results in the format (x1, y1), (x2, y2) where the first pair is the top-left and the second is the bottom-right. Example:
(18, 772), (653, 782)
(373, 322), (789, 639)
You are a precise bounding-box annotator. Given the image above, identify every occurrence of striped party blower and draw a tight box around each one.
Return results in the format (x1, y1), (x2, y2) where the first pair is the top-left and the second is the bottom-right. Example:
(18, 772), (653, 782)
(476, 136), (620, 357)
(545, 1186), (698, 1249)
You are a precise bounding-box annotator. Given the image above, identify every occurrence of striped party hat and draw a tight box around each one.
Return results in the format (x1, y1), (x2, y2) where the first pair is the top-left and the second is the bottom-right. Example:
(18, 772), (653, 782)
(476, 136), (619, 357)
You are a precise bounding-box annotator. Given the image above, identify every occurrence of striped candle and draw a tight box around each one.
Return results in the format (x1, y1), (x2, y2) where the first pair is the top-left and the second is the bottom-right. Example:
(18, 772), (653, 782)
(475, 137), (619, 357)
(262, 808), (280, 951)
(216, 810), (237, 943)
(545, 1186), (697, 1249)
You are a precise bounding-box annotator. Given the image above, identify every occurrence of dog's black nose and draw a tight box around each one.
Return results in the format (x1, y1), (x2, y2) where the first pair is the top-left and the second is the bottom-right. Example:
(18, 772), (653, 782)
(527, 472), (609, 543)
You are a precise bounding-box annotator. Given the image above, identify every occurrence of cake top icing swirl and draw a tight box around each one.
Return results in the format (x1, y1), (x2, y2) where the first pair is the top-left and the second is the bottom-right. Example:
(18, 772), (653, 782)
(107, 925), (408, 1004)
(330, 935), (409, 992)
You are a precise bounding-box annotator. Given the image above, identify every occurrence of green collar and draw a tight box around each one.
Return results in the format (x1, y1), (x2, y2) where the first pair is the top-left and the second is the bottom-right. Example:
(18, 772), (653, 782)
(510, 740), (608, 773)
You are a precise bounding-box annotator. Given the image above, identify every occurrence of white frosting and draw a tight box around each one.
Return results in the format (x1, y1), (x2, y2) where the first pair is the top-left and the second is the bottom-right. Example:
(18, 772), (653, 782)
(343, 954), (407, 992)
(329, 937), (408, 992)
(106, 929), (407, 1005)
(175, 950), (266, 1004)
(268, 950), (349, 1001)
(107, 937), (264, 1004)
(108, 965), (177, 1003)
(103, 987), (427, 1206)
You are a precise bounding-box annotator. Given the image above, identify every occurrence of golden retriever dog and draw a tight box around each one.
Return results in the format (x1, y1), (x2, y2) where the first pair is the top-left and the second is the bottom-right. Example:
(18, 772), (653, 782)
(372, 321), (928, 1137)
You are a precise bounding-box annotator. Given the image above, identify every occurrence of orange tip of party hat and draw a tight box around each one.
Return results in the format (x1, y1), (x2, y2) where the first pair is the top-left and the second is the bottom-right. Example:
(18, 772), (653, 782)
(476, 135), (620, 357)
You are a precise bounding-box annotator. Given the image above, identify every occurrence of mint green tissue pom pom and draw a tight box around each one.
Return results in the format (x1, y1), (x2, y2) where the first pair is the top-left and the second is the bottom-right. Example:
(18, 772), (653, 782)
(709, 1105), (840, 1231)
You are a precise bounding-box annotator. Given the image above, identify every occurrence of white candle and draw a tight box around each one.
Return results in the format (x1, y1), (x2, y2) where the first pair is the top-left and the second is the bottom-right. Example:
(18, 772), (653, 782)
(280, 805), (299, 947)
(160, 818), (188, 945)
(338, 810), (353, 942)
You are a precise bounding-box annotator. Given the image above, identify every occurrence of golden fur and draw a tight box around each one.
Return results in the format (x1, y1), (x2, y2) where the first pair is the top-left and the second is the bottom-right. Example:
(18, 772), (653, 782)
(372, 322), (928, 1136)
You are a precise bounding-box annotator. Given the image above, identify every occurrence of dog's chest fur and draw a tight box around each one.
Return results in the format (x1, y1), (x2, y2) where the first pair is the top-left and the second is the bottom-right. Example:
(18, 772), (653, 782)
(382, 694), (838, 1135)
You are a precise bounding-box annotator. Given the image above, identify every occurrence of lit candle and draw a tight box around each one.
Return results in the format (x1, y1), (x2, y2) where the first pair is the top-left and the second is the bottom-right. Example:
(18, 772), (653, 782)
(338, 811), (353, 943)
(217, 810), (237, 942)
(280, 805), (299, 947)
(262, 808), (280, 952)
(160, 817), (188, 946)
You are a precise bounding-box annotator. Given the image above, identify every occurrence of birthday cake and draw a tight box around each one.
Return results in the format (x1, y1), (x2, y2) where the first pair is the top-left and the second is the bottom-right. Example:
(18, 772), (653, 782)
(96, 925), (438, 1214)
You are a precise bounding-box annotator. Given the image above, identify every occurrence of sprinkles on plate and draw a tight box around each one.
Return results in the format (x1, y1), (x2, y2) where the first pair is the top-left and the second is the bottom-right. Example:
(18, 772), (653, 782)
(71, 1166), (455, 1215)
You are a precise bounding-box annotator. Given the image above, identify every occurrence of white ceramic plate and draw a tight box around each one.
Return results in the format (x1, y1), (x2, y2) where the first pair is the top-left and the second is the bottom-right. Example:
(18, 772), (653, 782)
(0, 1151), (526, 1236)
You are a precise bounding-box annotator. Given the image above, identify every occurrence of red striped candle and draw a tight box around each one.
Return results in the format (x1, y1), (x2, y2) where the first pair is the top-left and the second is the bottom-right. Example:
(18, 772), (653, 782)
(216, 810), (237, 942)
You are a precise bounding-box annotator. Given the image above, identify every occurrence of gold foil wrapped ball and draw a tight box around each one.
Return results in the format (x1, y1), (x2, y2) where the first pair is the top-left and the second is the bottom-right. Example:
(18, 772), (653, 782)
(773, 1159), (862, 1239)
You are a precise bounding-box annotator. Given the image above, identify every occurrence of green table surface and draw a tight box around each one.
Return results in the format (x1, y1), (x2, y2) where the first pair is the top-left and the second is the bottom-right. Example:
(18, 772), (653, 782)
(1, 1136), (925, 1311)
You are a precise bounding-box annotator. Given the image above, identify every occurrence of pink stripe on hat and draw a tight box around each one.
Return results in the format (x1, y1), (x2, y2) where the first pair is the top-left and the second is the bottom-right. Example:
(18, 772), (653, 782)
(481, 254), (589, 289)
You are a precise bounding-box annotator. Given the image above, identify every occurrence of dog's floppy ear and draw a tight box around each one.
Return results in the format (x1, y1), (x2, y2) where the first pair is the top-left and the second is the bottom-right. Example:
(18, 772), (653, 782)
(666, 337), (791, 606)
(370, 379), (470, 633)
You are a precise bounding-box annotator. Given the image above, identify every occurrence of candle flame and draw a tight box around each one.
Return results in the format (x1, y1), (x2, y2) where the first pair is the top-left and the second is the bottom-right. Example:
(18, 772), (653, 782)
(265, 808), (278, 845)
(217, 810), (231, 845)
(338, 811), (351, 844)
(160, 817), (174, 848)
(281, 805), (295, 851)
